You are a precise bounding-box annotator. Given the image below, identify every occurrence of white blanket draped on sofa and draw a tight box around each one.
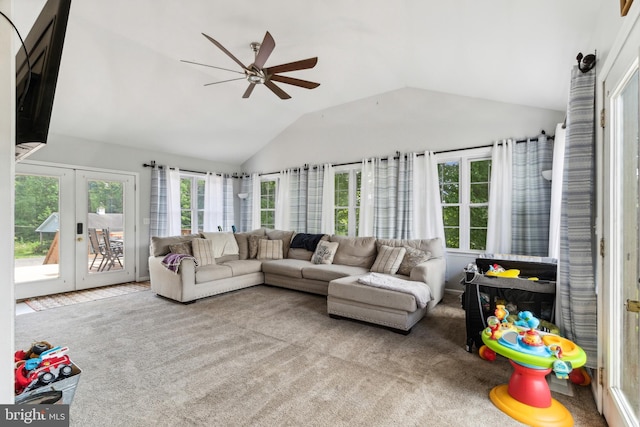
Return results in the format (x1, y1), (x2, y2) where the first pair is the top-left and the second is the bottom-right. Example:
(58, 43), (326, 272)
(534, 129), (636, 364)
(357, 273), (432, 309)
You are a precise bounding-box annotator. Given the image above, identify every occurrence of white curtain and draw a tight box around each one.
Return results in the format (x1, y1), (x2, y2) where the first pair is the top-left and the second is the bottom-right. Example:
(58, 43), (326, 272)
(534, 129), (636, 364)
(275, 170), (291, 230)
(222, 176), (235, 232)
(486, 139), (513, 253)
(358, 159), (375, 237)
(166, 168), (182, 236)
(548, 123), (566, 259)
(321, 164), (335, 234)
(251, 173), (261, 230)
(203, 172), (224, 232)
(413, 151), (445, 242)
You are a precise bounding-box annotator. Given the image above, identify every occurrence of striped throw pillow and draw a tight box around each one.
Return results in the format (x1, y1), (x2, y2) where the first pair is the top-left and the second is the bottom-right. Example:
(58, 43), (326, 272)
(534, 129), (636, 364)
(191, 238), (216, 266)
(370, 245), (406, 274)
(257, 239), (283, 260)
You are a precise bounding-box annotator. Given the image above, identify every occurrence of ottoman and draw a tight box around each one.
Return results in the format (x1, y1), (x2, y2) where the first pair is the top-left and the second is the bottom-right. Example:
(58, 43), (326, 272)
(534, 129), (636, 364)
(327, 275), (428, 334)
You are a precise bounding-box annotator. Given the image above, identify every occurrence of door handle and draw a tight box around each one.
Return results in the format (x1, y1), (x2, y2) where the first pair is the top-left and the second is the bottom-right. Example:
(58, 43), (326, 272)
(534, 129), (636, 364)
(625, 299), (640, 313)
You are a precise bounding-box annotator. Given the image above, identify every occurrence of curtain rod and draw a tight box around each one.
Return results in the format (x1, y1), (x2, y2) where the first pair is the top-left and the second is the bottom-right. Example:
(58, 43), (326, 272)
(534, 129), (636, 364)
(259, 132), (554, 175)
(142, 161), (243, 178)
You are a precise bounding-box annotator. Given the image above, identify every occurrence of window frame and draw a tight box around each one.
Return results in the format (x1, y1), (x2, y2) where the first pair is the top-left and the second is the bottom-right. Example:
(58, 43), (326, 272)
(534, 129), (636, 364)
(259, 177), (277, 229)
(436, 147), (492, 253)
(334, 165), (361, 237)
(180, 173), (206, 234)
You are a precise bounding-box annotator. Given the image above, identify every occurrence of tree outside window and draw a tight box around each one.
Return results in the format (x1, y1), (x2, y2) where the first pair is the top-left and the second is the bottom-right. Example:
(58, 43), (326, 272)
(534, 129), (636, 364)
(180, 176), (205, 234)
(334, 169), (361, 236)
(261, 180), (276, 229)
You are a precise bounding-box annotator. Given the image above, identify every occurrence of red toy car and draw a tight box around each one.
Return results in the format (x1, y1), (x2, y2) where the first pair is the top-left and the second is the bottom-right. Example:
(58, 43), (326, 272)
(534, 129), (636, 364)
(15, 352), (73, 395)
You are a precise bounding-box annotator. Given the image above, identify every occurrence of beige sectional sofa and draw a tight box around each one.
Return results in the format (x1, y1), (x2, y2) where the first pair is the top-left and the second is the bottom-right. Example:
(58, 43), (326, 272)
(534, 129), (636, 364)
(148, 229), (446, 333)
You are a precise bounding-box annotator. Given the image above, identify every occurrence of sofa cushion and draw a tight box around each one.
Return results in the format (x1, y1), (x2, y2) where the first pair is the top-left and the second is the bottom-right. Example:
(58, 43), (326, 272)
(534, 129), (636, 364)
(192, 238), (216, 266)
(150, 234), (200, 257)
(288, 235), (329, 261)
(302, 264), (369, 282)
(257, 239), (284, 260)
(234, 229), (267, 260)
(201, 232), (240, 257)
(248, 235), (269, 259)
(330, 235), (377, 268)
(221, 259), (263, 276)
(195, 264), (233, 283)
(169, 241), (193, 256)
(311, 240), (339, 264)
(328, 275), (419, 312)
(262, 259), (313, 279)
(397, 247), (431, 276)
(266, 229), (295, 258)
(370, 245), (406, 274)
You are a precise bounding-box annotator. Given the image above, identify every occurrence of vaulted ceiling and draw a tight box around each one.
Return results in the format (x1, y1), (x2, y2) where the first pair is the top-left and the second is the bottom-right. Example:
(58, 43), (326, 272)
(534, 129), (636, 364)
(14, 0), (603, 165)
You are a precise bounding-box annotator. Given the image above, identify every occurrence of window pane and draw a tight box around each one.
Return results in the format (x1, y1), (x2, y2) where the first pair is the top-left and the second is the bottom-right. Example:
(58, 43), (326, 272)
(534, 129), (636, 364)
(180, 178), (191, 209)
(470, 183), (489, 203)
(261, 211), (274, 229)
(439, 161), (459, 183)
(470, 160), (491, 204)
(197, 179), (205, 210)
(470, 228), (487, 251)
(335, 173), (349, 207)
(335, 208), (348, 235)
(355, 172), (362, 206)
(181, 210), (191, 232)
(197, 211), (204, 233)
(441, 183), (459, 204)
(444, 227), (459, 249)
(442, 206), (459, 227)
(470, 206), (488, 228)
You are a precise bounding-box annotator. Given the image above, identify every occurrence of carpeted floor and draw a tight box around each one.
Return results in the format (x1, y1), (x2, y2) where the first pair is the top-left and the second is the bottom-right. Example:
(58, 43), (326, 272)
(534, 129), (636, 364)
(21, 282), (150, 311)
(15, 286), (608, 427)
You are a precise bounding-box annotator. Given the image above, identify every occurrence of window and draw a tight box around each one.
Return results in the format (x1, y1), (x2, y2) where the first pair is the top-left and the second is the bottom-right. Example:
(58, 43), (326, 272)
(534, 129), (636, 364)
(334, 168), (361, 236)
(260, 179), (276, 229)
(437, 149), (491, 251)
(180, 175), (205, 234)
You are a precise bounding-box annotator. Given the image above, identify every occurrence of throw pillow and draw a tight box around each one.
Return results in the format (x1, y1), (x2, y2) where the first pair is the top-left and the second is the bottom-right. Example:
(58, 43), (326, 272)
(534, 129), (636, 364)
(169, 241), (193, 256)
(257, 239), (283, 260)
(397, 247), (432, 276)
(191, 238), (216, 266)
(311, 240), (339, 265)
(248, 235), (268, 259)
(370, 245), (406, 274)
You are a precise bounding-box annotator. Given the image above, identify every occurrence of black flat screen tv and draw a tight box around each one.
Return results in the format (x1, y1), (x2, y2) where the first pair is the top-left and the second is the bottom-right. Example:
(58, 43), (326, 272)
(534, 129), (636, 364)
(15, 0), (71, 161)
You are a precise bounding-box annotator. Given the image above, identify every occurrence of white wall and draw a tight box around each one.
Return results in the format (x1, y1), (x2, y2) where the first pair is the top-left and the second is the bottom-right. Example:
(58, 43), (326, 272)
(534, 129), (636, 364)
(26, 135), (242, 278)
(242, 87), (565, 173)
(1, 0), (15, 403)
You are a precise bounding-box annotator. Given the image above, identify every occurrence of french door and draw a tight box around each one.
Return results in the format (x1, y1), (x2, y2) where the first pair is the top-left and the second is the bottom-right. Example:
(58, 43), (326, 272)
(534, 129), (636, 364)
(602, 20), (640, 427)
(14, 163), (136, 299)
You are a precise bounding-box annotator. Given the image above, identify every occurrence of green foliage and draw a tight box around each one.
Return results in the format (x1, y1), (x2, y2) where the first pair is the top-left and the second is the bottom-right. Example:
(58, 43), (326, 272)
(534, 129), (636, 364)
(14, 175), (59, 244)
(87, 180), (123, 213)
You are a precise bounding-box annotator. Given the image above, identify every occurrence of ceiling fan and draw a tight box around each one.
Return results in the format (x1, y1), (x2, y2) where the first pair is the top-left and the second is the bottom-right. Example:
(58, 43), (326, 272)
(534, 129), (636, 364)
(182, 31), (320, 99)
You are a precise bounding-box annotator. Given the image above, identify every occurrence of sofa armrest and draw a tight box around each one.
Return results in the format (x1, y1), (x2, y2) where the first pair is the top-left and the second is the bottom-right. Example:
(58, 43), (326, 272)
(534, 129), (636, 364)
(410, 257), (446, 309)
(148, 256), (197, 302)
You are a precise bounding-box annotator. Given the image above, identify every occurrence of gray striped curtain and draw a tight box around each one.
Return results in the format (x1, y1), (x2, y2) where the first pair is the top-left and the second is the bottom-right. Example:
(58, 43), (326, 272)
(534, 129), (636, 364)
(558, 65), (597, 367)
(149, 166), (168, 237)
(239, 175), (253, 232)
(373, 157), (398, 239)
(290, 168), (308, 232)
(223, 175), (235, 232)
(511, 136), (553, 256)
(306, 166), (324, 233)
(396, 154), (413, 239)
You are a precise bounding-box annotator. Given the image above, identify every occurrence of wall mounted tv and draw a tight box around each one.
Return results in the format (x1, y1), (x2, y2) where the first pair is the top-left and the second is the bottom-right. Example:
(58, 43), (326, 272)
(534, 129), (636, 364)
(15, 0), (71, 161)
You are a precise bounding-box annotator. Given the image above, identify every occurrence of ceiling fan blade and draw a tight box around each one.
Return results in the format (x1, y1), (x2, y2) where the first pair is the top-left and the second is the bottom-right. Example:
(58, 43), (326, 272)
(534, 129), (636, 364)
(180, 60), (245, 75)
(264, 57), (318, 74)
(253, 31), (275, 69)
(202, 33), (248, 71)
(242, 84), (256, 98)
(203, 77), (246, 86)
(264, 80), (291, 99)
(269, 74), (320, 89)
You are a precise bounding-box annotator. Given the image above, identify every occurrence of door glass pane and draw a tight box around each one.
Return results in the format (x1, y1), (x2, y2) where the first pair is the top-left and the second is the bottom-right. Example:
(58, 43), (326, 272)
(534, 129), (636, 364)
(619, 68), (640, 417)
(14, 174), (60, 283)
(86, 179), (124, 273)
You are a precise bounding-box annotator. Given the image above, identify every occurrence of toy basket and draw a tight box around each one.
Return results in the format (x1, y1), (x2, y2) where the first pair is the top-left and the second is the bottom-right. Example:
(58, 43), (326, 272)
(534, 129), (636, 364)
(15, 362), (81, 405)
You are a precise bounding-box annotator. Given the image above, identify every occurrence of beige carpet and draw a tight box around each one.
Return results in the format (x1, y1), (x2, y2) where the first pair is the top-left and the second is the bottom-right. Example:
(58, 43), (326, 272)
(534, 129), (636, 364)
(15, 286), (607, 427)
(22, 282), (150, 311)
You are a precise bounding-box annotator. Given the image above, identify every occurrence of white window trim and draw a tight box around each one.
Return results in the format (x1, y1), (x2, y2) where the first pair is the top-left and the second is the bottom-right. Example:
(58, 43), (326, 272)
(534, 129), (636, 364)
(436, 147), (491, 253)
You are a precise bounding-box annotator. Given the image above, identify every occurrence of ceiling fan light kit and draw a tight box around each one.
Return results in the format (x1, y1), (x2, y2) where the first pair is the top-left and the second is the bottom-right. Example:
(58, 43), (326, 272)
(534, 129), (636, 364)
(185, 31), (320, 99)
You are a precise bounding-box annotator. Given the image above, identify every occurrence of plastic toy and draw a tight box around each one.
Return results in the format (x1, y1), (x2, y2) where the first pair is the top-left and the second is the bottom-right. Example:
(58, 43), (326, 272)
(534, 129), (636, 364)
(569, 367), (591, 386)
(479, 345), (496, 361)
(486, 264), (520, 278)
(14, 344), (73, 395)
